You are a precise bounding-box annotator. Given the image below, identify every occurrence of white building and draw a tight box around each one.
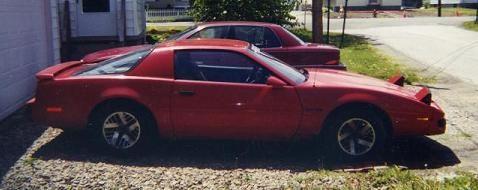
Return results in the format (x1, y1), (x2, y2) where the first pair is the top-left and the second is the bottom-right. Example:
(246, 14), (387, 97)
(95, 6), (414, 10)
(0, 0), (60, 120)
(0, 0), (147, 121)
(430, 0), (478, 6)
(60, 0), (146, 42)
(324, 0), (404, 10)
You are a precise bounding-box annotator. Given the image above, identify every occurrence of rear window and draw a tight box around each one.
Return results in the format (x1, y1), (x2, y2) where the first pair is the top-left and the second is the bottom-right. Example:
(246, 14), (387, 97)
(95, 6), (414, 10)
(76, 48), (152, 76)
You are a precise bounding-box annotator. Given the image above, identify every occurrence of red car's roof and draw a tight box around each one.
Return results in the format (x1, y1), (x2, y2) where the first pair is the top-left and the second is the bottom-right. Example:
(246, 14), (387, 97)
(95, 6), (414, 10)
(197, 21), (280, 27)
(158, 39), (250, 49)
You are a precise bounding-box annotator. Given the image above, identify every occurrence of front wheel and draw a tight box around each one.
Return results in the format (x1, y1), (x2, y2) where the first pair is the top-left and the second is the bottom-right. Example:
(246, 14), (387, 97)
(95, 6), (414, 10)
(322, 109), (386, 161)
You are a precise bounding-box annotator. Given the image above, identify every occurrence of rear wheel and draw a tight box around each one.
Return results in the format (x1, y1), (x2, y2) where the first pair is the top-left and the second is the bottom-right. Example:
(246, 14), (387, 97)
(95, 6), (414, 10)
(90, 104), (155, 152)
(322, 108), (386, 161)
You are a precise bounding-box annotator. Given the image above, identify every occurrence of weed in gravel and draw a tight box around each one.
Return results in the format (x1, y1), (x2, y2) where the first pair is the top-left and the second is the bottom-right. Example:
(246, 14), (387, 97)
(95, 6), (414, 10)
(23, 157), (38, 167)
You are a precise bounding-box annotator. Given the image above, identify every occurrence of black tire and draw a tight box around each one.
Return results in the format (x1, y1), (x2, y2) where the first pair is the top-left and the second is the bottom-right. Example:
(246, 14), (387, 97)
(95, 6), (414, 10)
(89, 104), (156, 153)
(322, 108), (386, 162)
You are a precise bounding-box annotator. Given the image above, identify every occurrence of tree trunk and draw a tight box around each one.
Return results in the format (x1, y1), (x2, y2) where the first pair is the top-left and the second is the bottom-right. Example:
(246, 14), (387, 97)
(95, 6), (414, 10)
(312, 0), (323, 43)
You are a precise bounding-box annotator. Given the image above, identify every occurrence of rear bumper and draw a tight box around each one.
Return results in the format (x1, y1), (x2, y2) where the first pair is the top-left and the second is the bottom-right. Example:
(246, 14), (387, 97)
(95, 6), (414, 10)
(29, 97), (86, 130)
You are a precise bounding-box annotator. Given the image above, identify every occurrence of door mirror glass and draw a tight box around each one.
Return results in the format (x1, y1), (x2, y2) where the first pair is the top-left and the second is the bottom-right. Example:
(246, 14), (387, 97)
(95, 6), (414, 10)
(266, 76), (286, 87)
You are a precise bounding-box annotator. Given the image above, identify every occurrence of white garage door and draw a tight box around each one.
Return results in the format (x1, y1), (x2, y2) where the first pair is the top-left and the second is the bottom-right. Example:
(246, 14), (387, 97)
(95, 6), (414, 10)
(0, 0), (60, 120)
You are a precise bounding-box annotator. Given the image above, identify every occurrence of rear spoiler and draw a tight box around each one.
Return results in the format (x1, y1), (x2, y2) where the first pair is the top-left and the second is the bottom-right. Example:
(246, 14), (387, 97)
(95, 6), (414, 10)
(415, 87), (432, 105)
(388, 74), (405, 86)
(36, 61), (83, 80)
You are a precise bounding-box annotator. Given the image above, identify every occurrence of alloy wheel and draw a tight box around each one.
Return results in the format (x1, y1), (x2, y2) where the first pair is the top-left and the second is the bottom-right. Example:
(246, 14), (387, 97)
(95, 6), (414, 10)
(337, 118), (376, 156)
(102, 112), (141, 149)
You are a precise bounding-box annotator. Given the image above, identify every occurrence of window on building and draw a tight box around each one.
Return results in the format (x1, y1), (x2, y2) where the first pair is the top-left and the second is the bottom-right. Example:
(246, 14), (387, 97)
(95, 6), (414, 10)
(82, 0), (110, 13)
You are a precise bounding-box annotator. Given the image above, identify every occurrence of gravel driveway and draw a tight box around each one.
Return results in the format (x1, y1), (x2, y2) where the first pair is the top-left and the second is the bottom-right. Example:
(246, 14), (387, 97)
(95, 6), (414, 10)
(0, 106), (463, 189)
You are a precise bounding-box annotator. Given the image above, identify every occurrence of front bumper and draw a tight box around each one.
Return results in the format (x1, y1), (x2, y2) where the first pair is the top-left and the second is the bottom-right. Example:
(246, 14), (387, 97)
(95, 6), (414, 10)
(424, 101), (446, 135)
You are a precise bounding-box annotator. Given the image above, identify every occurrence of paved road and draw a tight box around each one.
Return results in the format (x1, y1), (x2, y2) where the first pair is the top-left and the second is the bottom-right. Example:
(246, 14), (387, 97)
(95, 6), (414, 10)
(344, 24), (478, 84)
(293, 12), (475, 30)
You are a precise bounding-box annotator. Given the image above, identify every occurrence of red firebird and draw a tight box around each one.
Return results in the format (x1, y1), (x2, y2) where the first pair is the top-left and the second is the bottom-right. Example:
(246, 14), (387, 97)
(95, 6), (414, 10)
(31, 39), (445, 159)
(83, 22), (343, 69)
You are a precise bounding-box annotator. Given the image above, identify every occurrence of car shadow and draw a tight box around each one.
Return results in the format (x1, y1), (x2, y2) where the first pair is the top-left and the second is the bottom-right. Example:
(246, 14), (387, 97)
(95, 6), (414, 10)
(32, 131), (460, 172)
(0, 108), (48, 179)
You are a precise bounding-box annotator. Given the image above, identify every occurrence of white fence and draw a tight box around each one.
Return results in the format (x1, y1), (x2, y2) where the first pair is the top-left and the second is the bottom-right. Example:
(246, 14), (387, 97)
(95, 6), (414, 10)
(146, 9), (191, 22)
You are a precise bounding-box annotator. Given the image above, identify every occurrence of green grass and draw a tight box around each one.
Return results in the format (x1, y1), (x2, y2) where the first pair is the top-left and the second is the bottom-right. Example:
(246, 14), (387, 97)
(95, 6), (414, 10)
(286, 166), (478, 189)
(463, 21), (478, 32)
(290, 29), (433, 84)
(410, 7), (477, 17)
(145, 26), (191, 43)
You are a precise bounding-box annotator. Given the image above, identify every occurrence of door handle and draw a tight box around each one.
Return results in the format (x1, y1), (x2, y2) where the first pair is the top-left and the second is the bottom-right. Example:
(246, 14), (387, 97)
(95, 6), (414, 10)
(177, 90), (195, 96)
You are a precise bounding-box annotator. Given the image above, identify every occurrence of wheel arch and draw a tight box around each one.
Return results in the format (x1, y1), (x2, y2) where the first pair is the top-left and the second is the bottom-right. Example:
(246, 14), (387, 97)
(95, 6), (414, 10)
(87, 98), (158, 133)
(320, 101), (393, 138)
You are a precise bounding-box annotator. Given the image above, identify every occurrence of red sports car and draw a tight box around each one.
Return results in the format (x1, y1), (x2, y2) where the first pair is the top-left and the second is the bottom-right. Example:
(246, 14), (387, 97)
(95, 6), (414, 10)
(82, 22), (343, 69)
(32, 39), (445, 159)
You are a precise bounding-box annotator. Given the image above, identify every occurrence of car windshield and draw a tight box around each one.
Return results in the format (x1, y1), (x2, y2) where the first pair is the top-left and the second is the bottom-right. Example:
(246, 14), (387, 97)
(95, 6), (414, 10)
(166, 25), (198, 41)
(76, 48), (153, 76)
(249, 45), (307, 84)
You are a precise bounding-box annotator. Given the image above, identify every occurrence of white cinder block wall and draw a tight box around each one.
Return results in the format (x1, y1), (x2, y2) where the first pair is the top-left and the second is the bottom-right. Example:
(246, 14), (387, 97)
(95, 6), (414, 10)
(0, 0), (60, 120)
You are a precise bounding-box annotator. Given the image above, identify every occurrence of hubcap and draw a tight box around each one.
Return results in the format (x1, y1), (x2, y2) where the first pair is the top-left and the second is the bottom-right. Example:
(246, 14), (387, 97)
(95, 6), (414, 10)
(102, 112), (141, 149)
(337, 118), (376, 156)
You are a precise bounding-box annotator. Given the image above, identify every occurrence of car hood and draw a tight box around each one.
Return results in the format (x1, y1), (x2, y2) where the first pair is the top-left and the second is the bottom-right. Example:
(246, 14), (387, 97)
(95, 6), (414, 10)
(81, 44), (153, 63)
(307, 68), (417, 98)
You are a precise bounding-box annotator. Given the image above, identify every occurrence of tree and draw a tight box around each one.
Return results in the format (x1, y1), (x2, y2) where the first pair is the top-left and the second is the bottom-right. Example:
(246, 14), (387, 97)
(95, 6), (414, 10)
(189, 0), (297, 26)
(312, 0), (323, 43)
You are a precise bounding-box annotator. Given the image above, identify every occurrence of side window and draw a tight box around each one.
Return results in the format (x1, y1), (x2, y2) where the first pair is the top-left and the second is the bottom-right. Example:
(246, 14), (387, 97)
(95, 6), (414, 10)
(189, 27), (228, 39)
(230, 26), (281, 48)
(175, 50), (271, 84)
(82, 0), (110, 13)
(263, 28), (282, 48)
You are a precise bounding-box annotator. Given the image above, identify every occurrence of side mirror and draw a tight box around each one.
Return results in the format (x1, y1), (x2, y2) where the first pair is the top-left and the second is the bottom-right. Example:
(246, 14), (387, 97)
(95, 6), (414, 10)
(266, 76), (287, 88)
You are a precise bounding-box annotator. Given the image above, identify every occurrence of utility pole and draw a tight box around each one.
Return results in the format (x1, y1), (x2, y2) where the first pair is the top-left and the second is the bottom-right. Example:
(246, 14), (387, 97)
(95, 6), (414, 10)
(326, 0), (331, 44)
(340, 0), (349, 48)
(304, 0), (307, 29)
(312, 0), (323, 43)
(438, 0), (442, 17)
(475, 3), (478, 24)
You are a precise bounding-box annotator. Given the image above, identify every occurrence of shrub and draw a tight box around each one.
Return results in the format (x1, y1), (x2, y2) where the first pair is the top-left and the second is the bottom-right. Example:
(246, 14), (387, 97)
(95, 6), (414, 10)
(189, 0), (298, 26)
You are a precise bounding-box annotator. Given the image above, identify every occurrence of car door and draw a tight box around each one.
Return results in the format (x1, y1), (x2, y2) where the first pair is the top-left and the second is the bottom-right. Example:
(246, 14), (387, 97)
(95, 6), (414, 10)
(228, 26), (291, 63)
(171, 49), (302, 140)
